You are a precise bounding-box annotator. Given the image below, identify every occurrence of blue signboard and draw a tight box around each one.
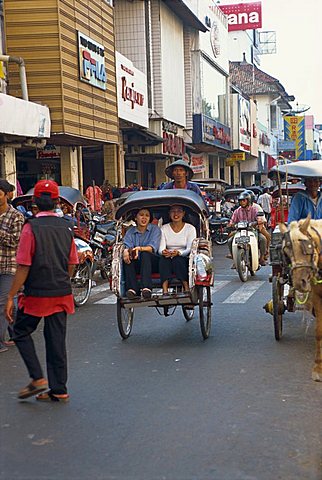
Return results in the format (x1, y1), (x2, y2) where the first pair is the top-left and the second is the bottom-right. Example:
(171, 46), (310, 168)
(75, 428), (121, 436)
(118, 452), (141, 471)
(193, 114), (231, 151)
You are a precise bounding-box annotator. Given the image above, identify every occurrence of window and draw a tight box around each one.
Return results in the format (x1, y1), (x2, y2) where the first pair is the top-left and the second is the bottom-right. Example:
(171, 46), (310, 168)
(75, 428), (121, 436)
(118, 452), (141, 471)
(270, 104), (277, 130)
(200, 57), (227, 125)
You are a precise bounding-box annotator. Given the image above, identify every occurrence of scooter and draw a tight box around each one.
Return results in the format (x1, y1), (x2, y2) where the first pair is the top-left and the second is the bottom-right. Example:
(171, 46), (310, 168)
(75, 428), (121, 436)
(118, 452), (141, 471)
(231, 221), (259, 282)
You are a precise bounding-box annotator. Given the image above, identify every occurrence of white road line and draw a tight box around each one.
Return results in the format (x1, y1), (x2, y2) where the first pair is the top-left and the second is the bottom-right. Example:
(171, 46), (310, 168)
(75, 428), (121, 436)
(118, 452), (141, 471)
(211, 280), (231, 294)
(223, 281), (265, 304)
(94, 295), (116, 305)
(91, 283), (111, 295)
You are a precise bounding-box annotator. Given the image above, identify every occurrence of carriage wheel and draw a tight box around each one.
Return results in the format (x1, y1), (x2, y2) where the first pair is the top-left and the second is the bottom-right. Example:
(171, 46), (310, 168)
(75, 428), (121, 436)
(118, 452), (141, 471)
(236, 248), (248, 282)
(182, 305), (195, 321)
(198, 286), (211, 339)
(272, 276), (284, 341)
(117, 299), (134, 339)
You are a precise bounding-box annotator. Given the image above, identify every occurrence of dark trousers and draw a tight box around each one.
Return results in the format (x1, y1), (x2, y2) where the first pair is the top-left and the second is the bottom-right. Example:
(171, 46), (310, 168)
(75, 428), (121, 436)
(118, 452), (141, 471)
(159, 256), (189, 284)
(124, 252), (159, 293)
(13, 308), (68, 394)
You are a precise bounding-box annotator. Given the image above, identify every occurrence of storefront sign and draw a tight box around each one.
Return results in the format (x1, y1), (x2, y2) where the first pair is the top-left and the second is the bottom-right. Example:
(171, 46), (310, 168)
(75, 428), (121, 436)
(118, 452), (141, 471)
(78, 32), (106, 90)
(162, 132), (185, 156)
(190, 153), (206, 174)
(116, 52), (148, 128)
(229, 152), (245, 161)
(239, 96), (251, 152)
(284, 116), (305, 160)
(37, 145), (60, 159)
(218, 2), (262, 31)
(193, 114), (231, 151)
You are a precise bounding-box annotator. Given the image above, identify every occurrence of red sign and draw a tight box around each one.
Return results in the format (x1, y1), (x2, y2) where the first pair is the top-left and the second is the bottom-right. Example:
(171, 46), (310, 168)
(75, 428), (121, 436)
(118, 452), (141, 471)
(162, 132), (185, 156)
(218, 2), (262, 31)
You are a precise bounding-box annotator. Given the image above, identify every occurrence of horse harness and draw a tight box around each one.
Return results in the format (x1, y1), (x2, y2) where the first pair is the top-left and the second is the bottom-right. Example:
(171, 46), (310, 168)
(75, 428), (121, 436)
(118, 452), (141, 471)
(283, 225), (322, 284)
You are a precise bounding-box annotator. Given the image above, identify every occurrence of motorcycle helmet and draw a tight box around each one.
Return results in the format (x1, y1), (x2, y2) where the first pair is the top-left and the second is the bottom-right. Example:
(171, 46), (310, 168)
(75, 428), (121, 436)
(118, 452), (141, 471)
(244, 190), (255, 204)
(237, 191), (251, 206)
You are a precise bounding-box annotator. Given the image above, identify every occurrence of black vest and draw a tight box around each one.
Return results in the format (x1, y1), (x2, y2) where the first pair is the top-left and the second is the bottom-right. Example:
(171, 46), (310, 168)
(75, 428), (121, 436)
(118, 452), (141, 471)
(24, 216), (74, 297)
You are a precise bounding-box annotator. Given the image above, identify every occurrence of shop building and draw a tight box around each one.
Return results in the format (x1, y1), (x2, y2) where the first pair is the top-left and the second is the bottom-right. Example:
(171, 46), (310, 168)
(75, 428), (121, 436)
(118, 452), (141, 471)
(3, 0), (119, 193)
(0, 0), (51, 190)
(188, 2), (232, 183)
(229, 60), (294, 185)
(114, 0), (207, 188)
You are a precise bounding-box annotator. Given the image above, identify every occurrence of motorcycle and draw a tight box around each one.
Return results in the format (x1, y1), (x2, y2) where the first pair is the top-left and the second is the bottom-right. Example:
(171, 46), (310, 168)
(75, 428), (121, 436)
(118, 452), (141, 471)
(209, 215), (230, 245)
(232, 221), (259, 282)
(89, 215), (117, 280)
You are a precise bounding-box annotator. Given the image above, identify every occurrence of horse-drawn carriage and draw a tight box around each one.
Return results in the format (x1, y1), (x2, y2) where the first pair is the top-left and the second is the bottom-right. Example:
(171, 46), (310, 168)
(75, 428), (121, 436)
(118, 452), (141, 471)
(265, 160), (322, 381)
(111, 189), (214, 340)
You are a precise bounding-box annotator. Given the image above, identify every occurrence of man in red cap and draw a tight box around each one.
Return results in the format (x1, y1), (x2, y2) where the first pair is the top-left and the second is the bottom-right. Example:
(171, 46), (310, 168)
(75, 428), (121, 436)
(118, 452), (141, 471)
(5, 180), (79, 402)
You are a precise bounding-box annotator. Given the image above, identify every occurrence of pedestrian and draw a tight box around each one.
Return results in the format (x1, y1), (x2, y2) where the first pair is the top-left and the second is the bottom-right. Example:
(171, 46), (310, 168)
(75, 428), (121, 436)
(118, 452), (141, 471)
(85, 182), (103, 213)
(257, 187), (272, 224)
(0, 178), (25, 353)
(5, 180), (79, 402)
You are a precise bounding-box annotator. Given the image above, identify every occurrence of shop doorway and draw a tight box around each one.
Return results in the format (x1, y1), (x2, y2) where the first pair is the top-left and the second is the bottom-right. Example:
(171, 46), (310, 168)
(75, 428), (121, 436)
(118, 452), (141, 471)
(82, 146), (104, 192)
(141, 162), (155, 189)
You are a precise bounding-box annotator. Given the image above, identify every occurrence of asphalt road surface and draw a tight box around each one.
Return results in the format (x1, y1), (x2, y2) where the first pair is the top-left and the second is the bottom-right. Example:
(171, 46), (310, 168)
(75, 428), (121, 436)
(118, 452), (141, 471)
(1, 245), (322, 480)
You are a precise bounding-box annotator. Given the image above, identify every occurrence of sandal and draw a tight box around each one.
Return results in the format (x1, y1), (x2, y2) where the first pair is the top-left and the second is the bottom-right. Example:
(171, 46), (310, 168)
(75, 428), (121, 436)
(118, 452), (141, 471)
(126, 289), (138, 299)
(36, 391), (70, 403)
(141, 288), (152, 299)
(18, 378), (48, 399)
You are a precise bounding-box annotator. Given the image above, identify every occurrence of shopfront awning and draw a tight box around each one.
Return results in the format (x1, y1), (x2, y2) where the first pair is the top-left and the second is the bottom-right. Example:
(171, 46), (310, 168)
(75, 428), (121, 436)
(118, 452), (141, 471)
(123, 127), (164, 146)
(162, 0), (207, 32)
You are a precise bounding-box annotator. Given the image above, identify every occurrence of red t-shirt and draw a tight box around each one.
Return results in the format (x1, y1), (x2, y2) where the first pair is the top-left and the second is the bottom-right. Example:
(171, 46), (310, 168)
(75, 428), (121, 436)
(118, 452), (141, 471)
(16, 212), (79, 317)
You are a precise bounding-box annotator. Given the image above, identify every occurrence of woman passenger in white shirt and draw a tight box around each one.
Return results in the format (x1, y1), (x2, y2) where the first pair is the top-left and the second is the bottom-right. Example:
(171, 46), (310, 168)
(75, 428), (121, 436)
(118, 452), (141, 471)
(159, 205), (197, 295)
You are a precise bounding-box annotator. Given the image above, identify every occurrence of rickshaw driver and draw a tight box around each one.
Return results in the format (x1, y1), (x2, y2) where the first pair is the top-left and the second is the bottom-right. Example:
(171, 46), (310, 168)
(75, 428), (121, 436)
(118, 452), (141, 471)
(160, 159), (204, 199)
(288, 178), (322, 223)
(227, 191), (267, 267)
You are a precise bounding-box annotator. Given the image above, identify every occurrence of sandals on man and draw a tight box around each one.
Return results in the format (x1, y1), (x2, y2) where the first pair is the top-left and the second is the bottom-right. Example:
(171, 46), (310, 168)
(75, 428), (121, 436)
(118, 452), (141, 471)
(18, 378), (48, 399)
(36, 391), (70, 403)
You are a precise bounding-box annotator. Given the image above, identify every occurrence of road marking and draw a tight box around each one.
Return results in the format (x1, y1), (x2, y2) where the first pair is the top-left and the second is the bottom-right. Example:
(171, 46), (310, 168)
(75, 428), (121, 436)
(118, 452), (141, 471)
(91, 283), (111, 295)
(223, 281), (265, 304)
(211, 280), (230, 294)
(94, 295), (116, 305)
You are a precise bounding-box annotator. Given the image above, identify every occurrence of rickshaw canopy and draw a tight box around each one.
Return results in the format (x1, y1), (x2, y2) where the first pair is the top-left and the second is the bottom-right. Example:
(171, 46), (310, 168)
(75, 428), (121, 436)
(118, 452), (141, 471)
(269, 160), (322, 180)
(115, 189), (208, 220)
(13, 186), (87, 209)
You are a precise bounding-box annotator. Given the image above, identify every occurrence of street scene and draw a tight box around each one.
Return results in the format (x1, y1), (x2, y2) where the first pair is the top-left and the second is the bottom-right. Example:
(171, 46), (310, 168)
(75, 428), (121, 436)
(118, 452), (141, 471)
(1, 0), (322, 479)
(2, 246), (322, 479)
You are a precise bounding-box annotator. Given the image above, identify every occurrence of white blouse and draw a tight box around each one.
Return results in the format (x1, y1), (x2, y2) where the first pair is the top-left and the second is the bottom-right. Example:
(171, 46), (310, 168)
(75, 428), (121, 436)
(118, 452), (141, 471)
(158, 223), (197, 257)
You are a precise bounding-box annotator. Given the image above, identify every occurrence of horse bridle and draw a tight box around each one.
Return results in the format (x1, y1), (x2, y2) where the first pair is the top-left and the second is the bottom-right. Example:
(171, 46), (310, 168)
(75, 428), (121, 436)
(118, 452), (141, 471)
(283, 226), (322, 278)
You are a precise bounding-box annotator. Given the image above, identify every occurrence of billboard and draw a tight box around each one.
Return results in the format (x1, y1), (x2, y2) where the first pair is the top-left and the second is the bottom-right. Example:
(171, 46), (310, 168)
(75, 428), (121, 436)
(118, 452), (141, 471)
(218, 2), (262, 32)
(284, 116), (305, 160)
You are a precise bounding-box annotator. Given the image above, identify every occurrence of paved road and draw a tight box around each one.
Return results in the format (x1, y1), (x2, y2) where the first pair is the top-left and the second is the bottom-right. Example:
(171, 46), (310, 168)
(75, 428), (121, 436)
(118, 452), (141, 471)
(1, 245), (322, 480)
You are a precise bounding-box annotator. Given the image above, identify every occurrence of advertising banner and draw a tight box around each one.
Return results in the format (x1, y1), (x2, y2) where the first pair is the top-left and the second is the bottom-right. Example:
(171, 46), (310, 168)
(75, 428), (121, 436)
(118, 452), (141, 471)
(193, 114), (231, 151)
(239, 96), (251, 152)
(218, 2), (262, 32)
(190, 153), (206, 174)
(116, 52), (148, 128)
(78, 32), (106, 91)
(284, 116), (305, 160)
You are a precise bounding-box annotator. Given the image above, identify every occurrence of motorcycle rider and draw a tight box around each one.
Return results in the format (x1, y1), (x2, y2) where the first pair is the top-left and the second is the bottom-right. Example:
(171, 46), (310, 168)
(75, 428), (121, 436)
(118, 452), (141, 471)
(227, 191), (267, 267)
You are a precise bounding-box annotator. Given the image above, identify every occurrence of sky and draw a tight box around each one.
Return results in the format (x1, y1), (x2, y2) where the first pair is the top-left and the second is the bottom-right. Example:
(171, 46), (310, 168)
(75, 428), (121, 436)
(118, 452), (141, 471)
(259, 0), (322, 124)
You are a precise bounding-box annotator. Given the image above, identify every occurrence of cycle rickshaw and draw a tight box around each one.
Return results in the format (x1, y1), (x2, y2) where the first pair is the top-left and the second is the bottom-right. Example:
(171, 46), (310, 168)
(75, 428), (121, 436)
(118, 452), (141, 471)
(265, 160), (322, 340)
(111, 189), (214, 340)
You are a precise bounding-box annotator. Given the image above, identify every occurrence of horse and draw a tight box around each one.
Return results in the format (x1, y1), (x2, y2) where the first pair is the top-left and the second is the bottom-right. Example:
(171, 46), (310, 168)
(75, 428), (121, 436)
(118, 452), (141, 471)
(279, 217), (322, 381)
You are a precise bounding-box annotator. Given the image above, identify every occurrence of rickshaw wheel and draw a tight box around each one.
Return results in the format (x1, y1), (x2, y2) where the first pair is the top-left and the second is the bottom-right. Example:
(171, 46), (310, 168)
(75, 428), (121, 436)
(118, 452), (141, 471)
(236, 249), (248, 282)
(272, 276), (283, 341)
(117, 300), (134, 339)
(198, 286), (211, 339)
(72, 261), (92, 307)
(182, 305), (195, 321)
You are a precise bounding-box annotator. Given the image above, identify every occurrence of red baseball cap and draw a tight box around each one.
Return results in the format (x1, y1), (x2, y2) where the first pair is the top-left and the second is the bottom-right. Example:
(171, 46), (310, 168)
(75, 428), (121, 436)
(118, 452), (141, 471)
(34, 180), (59, 199)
